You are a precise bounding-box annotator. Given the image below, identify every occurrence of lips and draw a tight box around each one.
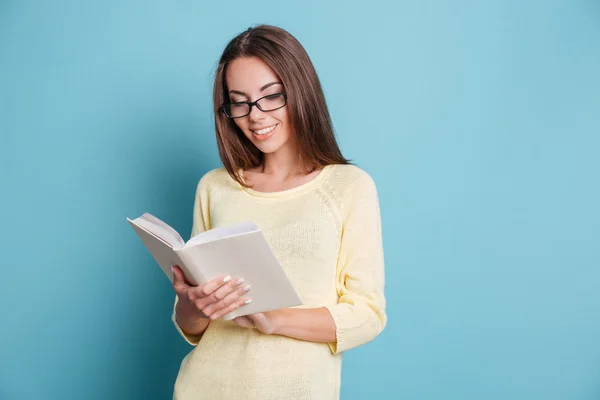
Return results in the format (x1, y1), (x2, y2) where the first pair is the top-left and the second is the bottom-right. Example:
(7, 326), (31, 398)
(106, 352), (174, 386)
(251, 124), (278, 135)
(250, 123), (278, 141)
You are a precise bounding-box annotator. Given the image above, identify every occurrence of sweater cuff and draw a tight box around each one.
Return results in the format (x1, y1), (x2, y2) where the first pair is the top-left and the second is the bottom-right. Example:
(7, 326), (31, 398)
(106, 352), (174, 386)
(324, 302), (385, 355)
(171, 296), (202, 346)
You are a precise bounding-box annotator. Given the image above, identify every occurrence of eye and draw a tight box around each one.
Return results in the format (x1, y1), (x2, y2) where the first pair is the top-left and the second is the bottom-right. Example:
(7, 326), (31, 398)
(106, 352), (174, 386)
(230, 103), (247, 110)
(257, 93), (286, 111)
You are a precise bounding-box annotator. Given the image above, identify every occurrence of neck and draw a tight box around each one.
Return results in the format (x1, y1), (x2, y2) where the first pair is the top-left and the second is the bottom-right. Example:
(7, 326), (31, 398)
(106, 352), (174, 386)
(260, 140), (305, 177)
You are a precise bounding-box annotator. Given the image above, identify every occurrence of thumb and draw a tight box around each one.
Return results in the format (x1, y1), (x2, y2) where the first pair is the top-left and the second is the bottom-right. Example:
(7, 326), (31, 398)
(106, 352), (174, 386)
(233, 316), (254, 328)
(171, 265), (188, 292)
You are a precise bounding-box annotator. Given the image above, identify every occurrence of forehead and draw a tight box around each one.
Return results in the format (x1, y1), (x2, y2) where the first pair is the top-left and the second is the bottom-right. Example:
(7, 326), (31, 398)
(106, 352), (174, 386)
(225, 56), (281, 92)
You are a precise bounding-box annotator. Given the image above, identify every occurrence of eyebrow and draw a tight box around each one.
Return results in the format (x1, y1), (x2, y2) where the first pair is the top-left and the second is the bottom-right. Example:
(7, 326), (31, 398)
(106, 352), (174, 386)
(229, 81), (283, 98)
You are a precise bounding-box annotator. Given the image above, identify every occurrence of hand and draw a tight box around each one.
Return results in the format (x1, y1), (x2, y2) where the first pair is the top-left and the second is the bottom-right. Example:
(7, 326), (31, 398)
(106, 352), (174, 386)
(171, 264), (252, 320)
(232, 311), (278, 335)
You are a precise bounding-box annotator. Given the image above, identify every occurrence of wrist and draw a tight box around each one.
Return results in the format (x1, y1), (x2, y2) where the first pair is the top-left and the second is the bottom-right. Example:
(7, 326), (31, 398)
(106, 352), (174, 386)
(268, 308), (288, 335)
(177, 300), (209, 325)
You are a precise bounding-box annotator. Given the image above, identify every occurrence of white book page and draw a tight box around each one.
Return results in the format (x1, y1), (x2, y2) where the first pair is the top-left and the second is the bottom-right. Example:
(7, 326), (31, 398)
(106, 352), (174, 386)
(140, 213), (185, 246)
(129, 216), (184, 248)
(184, 221), (259, 247)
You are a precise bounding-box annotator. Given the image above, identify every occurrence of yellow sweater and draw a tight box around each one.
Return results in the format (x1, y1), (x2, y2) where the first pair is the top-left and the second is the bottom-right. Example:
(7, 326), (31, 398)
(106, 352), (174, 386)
(171, 164), (386, 400)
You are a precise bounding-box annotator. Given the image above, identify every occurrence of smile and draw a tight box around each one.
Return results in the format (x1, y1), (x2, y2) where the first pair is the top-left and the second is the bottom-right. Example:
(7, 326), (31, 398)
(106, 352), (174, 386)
(251, 124), (278, 135)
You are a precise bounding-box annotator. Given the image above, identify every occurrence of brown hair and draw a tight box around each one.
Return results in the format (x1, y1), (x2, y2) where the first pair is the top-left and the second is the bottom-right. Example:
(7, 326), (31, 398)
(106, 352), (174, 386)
(212, 24), (350, 188)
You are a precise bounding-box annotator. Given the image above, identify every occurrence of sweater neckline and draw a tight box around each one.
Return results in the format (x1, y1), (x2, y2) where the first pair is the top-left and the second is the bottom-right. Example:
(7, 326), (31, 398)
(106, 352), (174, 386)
(238, 164), (335, 199)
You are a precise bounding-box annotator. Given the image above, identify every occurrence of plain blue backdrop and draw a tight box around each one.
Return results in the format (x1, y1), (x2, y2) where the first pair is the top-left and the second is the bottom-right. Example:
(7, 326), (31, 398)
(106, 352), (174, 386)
(1, 1), (599, 399)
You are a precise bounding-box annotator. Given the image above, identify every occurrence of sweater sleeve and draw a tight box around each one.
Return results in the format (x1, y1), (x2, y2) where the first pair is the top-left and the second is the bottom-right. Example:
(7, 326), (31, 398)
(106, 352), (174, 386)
(324, 172), (387, 354)
(171, 175), (212, 346)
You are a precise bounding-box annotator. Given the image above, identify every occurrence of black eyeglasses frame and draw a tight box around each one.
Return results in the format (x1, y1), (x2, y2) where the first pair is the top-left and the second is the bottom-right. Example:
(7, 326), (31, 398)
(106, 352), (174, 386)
(220, 92), (288, 119)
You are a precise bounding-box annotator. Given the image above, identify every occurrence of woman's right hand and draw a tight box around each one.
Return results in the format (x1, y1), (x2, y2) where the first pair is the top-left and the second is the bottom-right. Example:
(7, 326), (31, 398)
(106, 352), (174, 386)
(171, 264), (252, 320)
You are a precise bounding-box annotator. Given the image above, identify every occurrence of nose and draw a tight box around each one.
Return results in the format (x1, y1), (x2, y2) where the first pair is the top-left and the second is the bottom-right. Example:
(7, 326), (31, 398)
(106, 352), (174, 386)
(248, 103), (267, 122)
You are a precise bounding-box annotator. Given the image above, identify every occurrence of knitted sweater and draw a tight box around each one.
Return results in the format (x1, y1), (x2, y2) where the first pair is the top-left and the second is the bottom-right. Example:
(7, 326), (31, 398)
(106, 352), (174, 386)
(171, 163), (386, 400)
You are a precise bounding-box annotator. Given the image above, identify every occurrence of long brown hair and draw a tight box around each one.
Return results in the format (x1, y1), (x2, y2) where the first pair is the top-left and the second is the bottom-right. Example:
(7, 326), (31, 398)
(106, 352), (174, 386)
(212, 24), (350, 188)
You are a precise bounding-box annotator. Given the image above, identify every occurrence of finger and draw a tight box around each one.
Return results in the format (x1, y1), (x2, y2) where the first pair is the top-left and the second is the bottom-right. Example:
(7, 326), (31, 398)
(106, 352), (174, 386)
(192, 276), (245, 307)
(192, 274), (237, 299)
(233, 316), (254, 328)
(204, 279), (249, 308)
(171, 265), (189, 294)
(207, 297), (252, 320)
(202, 283), (251, 317)
(237, 316), (254, 325)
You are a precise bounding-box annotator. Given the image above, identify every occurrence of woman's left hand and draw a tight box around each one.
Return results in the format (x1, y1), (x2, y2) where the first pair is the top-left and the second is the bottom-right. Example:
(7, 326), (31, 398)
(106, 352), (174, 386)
(232, 311), (278, 335)
(233, 308), (338, 343)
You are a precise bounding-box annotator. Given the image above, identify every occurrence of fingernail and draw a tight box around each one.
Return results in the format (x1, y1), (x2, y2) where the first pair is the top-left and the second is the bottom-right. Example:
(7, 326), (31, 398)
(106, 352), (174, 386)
(244, 299), (252, 304)
(243, 285), (251, 292)
(223, 276), (231, 283)
(236, 278), (245, 285)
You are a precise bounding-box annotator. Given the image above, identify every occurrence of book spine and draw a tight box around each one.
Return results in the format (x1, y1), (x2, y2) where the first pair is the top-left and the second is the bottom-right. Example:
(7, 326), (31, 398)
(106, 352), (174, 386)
(174, 248), (206, 287)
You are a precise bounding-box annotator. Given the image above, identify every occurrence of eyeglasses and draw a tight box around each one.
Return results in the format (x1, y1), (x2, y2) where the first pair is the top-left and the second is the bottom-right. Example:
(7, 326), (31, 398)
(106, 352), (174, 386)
(221, 92), (287, 119)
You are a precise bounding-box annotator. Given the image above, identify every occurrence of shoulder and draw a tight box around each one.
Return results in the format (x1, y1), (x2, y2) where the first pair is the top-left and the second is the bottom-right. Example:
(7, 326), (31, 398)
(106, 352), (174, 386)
(330, 163), (375, 181)
(320, 164), (379, 217)
(195, 167), (237, 194)
(198, 167), (230, 184)
(325, 163), (378, 197)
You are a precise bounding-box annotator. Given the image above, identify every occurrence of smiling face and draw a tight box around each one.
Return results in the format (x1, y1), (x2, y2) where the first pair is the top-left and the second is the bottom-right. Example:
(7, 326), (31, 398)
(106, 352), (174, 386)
(225, 56), (294, 155)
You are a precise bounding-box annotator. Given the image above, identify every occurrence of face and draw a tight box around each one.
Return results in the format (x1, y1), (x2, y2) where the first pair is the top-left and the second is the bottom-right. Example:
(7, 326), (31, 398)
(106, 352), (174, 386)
(225, 56), (293, 155)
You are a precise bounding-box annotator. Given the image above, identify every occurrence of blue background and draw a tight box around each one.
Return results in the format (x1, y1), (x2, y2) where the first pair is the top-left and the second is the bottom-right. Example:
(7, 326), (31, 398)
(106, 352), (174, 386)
(1, 1), (599, 399)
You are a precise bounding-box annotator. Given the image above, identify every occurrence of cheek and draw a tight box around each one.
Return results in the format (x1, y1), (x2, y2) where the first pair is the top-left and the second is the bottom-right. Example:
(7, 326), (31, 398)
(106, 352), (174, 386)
(275, 109), (292, 138)
(271, 108), (291, 136)
(274, 107), (290, 124)
(233, 118), (249, 133)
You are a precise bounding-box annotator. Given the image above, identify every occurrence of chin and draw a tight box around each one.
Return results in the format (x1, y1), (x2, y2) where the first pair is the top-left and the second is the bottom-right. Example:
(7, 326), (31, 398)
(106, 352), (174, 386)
(253, 140), (287, 154)
(245, 129), (290, 154)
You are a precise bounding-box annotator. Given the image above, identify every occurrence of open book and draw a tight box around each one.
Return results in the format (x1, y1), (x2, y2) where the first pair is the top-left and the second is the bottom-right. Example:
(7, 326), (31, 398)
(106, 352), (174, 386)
(127, 212), (302, 320)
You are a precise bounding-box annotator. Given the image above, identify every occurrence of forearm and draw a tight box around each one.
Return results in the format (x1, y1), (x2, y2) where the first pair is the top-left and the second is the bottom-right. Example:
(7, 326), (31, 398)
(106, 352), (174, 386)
(271, 307), (336, 343)
(175, 300), (210, 336)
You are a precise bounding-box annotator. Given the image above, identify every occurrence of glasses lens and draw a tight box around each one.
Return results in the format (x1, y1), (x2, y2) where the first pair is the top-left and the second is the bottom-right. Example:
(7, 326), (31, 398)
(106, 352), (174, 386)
(257, 93), (286, 111)
(225, 103), (250, 118)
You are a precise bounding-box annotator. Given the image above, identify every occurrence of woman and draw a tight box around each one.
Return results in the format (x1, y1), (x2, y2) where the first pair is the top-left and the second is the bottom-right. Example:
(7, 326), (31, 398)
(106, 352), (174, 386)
(170, 24), (386, 400)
